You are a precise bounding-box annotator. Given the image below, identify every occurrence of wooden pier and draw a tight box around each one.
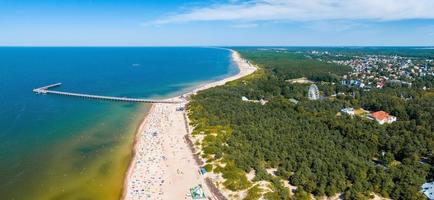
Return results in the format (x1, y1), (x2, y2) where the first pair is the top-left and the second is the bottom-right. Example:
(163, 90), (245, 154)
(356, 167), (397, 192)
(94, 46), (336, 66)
(33, 83), (181, 104)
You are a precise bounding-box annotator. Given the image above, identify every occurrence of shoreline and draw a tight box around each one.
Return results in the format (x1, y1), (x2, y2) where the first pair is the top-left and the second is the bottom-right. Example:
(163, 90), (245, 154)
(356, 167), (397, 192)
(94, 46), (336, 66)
(120, 103), (155, 200)
(122, 49), (257, 200)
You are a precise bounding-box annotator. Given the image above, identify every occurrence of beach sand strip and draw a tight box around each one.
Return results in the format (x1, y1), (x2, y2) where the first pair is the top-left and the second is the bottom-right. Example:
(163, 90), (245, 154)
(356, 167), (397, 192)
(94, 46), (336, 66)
(123, 50), (257, 200)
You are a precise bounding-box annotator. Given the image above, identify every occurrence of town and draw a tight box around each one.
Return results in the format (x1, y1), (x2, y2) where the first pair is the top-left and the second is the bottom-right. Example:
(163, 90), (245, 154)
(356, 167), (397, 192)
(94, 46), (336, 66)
(309, 51), (434, 89)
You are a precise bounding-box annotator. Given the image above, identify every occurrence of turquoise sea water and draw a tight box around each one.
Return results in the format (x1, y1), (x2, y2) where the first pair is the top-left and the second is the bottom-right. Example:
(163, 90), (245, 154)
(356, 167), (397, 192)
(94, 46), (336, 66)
(0, 47), (238, 200)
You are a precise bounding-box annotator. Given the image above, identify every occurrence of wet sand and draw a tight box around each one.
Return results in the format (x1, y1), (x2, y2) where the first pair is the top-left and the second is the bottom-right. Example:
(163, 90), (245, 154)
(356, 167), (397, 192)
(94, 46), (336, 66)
(123, 50), (257, 200)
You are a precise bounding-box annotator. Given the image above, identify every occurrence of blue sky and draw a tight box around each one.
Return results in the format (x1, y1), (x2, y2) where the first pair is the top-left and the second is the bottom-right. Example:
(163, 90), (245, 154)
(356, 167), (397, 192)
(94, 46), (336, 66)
(1, 0), (434, 46)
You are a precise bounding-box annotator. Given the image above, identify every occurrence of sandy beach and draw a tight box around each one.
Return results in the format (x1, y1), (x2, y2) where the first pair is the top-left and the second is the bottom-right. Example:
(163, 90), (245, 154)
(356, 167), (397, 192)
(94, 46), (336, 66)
(123, 49), (257, 200)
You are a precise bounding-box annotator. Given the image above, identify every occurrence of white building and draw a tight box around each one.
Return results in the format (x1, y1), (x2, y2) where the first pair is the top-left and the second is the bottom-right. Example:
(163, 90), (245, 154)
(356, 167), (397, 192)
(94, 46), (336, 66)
(340, 108), (355, 116)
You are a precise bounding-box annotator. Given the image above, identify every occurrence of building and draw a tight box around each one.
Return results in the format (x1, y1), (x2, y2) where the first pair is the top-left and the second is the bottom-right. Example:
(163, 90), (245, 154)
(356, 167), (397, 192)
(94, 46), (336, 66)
(259, 99), (267, 105)
(376, 81), (385, 89)
(340, 107), (355, 116)
(370, 111), (397, 124)
(241, 96), (268, 105)
(308, 84), (320, 100)
(339, 107), (370, 118)
(422, 182), (434, 200)
(388, 80), (412, 88)
(341, 79), (365, 88)
(289, 98), (299, 104)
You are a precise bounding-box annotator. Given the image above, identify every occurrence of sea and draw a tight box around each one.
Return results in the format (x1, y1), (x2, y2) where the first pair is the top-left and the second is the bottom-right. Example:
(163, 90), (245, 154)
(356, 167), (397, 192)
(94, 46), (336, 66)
(0, 47), (238, 200)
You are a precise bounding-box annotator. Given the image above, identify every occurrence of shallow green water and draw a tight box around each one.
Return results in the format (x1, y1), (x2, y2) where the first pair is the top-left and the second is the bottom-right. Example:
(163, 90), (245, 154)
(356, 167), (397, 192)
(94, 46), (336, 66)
(0, 47), (237, 199)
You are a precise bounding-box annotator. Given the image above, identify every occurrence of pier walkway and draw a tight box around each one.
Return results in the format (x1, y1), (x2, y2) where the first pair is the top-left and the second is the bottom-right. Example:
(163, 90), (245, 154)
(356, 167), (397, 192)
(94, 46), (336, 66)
(33, 83), (181, 104)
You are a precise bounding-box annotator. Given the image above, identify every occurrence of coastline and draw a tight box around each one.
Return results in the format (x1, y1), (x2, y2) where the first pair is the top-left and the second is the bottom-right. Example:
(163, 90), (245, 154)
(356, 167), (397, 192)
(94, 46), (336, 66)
(122, 49), (257, 200)
(120, 103), (155, 200)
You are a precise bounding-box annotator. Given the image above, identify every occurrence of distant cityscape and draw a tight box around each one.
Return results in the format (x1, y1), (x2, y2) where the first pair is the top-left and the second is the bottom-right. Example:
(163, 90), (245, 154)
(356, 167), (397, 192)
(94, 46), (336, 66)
(309, 51), (434, 89)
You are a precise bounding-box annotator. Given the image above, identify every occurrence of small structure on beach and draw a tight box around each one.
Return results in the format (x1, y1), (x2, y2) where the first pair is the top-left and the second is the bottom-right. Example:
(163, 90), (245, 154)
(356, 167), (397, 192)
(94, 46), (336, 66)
(190, 185), (207, 200)
(422, 182), (434, 200)
(176, 106), (185, 111)
(199, 167), (207, 175)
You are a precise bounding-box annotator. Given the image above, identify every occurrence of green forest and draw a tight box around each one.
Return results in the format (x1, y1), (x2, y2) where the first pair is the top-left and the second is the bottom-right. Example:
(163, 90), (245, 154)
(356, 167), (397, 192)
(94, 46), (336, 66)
(188, 48), (434, 200)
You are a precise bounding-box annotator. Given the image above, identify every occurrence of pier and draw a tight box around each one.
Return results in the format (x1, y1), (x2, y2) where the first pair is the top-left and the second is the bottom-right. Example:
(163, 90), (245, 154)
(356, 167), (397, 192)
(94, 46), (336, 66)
(33, 83), (181, 104)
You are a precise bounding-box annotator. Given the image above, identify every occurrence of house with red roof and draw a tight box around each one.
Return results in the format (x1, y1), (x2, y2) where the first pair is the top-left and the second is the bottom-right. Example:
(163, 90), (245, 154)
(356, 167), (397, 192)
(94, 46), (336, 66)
(370, 111), (397, 124)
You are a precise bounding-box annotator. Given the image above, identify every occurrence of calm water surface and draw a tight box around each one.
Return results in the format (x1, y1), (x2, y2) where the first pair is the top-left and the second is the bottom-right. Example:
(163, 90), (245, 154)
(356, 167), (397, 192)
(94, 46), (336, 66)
(0, 47), (237, 200)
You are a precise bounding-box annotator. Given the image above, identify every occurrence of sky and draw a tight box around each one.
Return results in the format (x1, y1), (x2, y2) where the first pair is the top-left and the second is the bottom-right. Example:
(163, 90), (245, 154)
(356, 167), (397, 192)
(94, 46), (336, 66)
(1, 0), (434, 46)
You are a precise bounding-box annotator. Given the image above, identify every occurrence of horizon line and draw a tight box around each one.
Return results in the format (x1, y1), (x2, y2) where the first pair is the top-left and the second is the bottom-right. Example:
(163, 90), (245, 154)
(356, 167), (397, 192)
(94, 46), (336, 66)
(1, 45), (434, 48)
